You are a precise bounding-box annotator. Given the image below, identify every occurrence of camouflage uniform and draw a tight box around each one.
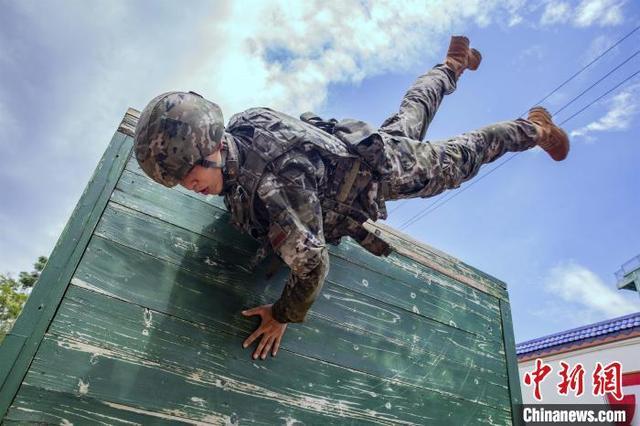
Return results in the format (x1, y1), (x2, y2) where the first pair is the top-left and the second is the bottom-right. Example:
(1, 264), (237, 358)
(376, 64), (538, 199)
(219, 63), (539, 324)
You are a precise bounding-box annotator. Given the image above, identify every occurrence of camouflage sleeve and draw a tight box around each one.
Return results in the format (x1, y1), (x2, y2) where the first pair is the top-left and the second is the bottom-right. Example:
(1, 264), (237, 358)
(255, 152), (329, 324)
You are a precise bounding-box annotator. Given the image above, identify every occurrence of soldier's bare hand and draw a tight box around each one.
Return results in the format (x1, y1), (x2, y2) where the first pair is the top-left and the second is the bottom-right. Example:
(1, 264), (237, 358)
(241, 304), (288, 360)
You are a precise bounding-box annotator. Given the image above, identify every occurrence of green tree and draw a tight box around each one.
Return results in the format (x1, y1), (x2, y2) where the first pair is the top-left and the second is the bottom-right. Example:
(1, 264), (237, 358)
(17, 256), (47, 288)
(0, 256), (48, 344)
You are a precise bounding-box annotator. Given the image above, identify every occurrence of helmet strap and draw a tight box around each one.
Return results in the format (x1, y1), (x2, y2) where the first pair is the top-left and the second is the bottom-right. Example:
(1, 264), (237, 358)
(198, 152), (226, 169)
(199, 158), (225, 169)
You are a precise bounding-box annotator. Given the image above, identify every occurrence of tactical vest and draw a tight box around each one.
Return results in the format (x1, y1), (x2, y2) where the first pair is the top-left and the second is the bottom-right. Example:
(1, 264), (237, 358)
(224, 107), (392, 265)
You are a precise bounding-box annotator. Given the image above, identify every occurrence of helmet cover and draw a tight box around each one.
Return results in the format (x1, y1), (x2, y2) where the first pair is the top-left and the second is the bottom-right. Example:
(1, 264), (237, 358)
(134, 91), (224, 187)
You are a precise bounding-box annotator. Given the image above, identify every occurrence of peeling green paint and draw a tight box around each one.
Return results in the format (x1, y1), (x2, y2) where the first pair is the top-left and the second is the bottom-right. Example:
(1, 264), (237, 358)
(0, 110), (522, 424)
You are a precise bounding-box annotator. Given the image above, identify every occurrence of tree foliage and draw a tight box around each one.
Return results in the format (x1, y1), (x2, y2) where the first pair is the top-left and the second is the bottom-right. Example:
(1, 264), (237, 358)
(0, 256), (48, 344)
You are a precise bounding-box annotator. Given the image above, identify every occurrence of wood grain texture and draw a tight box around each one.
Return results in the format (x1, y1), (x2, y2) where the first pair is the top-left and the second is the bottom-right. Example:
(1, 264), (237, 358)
(500, 300), (524, 426)
(118, 108), (140, 138)
(6, 384), (184, 425)
(124, 155), (509, 300)
(113, 168), (504, 341)
(0, 132), (133, 419)
(93, 200), (505, 351)
(3, 140), (521, 424)
(364, 222), (508, 299)
(10, 285), (512, 425)
(71, 232), (510, 408)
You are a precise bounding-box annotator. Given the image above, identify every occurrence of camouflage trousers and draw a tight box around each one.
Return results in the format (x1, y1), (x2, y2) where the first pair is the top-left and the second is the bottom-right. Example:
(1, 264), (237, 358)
(379, 64), (539, 200)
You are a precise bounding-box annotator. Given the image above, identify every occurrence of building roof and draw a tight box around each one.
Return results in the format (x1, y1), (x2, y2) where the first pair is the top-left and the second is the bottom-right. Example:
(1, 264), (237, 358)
(516, 312), (640, 358)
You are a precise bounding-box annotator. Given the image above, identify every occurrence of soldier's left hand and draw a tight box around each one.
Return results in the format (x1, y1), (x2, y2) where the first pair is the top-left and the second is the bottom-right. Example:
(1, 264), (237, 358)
(241, 304), (288, 360)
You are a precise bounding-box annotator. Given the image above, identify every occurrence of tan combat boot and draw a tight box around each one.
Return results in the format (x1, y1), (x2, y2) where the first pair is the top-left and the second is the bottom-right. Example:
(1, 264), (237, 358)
(528, 107), (570, 161)
(444, 36), (482, 79)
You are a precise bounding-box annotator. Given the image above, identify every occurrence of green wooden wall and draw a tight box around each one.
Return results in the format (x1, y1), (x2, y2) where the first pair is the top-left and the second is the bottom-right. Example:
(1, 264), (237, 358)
(0, 110), (522, 425)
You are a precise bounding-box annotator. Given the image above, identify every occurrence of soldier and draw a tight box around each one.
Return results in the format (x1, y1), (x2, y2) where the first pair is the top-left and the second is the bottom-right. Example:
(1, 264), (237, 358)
(134, 36), (569, 361)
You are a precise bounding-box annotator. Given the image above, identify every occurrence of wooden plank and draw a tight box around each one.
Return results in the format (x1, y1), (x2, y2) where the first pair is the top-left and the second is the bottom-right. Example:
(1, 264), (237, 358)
(112, 169), (504, 340)
(6, 383), (184, 425)
(121, 149), (512, 413)
(331, 243), (501, 313)
(76, 233), (507, 372)
(0, 132), (133, 419)
(500, 300), (524, 426)
(72, 235), (510, 408)
(367, 221), (508, 290)
(124, 155), (509, 301)
(332, 239), (505, 310)
(93, 202), (506, 358)
(15, 288), (512, 424)
(0, 335), (26, 391)
(23, 330), (313, 425)
(117, 108), (140, 138)
(21, 335), (511, 425)
(335, 232), (507, 297)
(124, 151), (235, 205)
(327, 256), (502, 341)
(365, 221), (508, 297)
(113, 169), (258, 253)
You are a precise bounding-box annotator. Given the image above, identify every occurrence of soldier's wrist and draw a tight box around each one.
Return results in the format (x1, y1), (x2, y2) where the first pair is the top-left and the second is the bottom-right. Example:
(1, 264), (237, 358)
(270, 302), (289, 324)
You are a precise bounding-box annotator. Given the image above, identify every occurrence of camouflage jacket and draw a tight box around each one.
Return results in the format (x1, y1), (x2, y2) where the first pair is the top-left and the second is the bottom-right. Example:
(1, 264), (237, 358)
(219, 107), (392, 324)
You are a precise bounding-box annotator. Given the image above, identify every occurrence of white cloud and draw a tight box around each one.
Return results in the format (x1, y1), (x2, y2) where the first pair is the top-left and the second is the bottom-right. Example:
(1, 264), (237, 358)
(539, 0), (625, 27)
(574, 0), (625, 27)
(0, 1), (230, 274)
(0, 0), (530, 275)
(179, 0), (529, 115)
(509, 14), (524, 26)
(539, 261), (640, 326)
(0, 0), (633, 275)
(540, 2), (571, 25)
(570, 84), (639, 139)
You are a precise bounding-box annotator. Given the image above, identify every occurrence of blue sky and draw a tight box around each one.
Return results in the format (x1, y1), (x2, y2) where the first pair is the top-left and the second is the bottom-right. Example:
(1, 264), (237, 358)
(1, 0), (638, 343)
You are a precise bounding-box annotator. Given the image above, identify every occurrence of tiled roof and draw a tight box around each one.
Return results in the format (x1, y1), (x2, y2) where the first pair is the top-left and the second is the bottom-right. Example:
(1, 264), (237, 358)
(516, 312), (640, 356)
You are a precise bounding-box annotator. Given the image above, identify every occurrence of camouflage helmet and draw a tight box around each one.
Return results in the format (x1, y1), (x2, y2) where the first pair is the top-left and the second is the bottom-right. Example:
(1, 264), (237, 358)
(134, 91), (225, 188)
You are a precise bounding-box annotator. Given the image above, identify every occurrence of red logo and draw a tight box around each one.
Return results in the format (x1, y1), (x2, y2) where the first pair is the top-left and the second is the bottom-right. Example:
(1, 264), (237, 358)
(523, 358), (552, 401)
(523, 359), (628, 403)
(594, 361), (623, 401)
(558, 361), (585, 397)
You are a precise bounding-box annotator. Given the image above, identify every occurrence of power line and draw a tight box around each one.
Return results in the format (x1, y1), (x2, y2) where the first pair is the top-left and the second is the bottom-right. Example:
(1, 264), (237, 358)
(558, 68), (640, 126)
(519, 23), (640, 117)
(387, 199), (409, 215)
(398, 67), (640, 230)
(552, 49), (640, 117)
(398, 153), (519, 229)
(393, 24), (640, 230)
(389, 193), (440, 220)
